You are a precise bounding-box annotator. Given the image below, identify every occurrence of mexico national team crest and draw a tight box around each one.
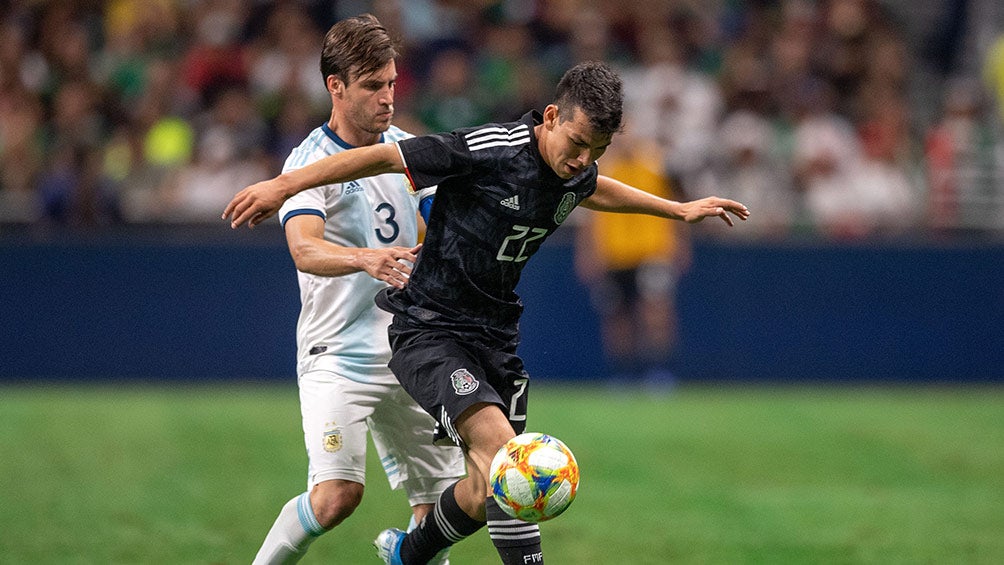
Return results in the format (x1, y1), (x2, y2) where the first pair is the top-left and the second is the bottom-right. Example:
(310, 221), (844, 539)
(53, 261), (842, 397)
(554, 192), (577, 224)
(450, 368), (480, 395)
(322, 423), (343, 453)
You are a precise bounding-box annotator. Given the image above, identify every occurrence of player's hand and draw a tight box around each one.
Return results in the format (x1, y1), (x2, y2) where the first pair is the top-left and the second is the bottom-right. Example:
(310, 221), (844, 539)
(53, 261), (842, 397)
(361, 244), (422, 289)
(223, 178), (288, 229)
(679, 197), (750, 226)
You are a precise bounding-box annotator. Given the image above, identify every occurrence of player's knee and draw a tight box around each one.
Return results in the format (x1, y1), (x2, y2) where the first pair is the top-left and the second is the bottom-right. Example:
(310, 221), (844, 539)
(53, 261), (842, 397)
(454, 475), (489, 519)
(311, 480), (364, 529)
(466, 474), (488, 500)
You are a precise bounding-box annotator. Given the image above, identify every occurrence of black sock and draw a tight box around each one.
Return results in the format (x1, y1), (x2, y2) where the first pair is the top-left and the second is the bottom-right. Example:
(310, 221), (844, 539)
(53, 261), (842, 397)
(486, 496), (543, 564)
(400, 482), (485, 564)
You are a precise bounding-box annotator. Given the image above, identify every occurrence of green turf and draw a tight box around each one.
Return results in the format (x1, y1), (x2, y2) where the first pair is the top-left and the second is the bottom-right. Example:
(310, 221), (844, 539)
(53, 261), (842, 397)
(1, 383), (1001, 564)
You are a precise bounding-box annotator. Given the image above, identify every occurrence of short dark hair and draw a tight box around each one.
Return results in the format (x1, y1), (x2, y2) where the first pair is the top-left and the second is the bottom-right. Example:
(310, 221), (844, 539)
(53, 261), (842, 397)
(554, 61), (623, 136)
(320, 14), (398, 86)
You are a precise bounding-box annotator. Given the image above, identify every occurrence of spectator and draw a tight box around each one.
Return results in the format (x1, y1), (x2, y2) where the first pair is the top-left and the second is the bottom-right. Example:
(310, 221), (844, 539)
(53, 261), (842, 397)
(100, 0), (182, 110)
(415, 47), (490, 132)
(622, 20), (722, 190)
(158, 85), (268, 222)
(475, 19), (547, 121)
(704, 110), (795, 237)
(0, 87), (43, 222)
(266, 92), (320, 175)
(179, 0), (251, 107)
(0, 0), (999, 236)
(768, 0), (818, 125)
(925, 78), (999, 230)
(574, 131), (692, 388)
(855, 86), (918, 234)
(118, 59), (197, 222)
(790, 78), (868, 238)
(248, 3), (327, 116)
(37, 79), (119, 226)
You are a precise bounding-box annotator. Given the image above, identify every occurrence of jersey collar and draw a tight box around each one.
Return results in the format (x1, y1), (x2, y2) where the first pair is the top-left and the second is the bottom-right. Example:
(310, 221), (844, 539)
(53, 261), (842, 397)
(523, 110), (545, 166)
(321, 122), (384, 149)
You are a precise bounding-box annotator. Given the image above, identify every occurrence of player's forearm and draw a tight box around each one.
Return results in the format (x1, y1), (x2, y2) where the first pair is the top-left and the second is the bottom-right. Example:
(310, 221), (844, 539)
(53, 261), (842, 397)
(277, 144), (404, 197)
(289, 236), (359, 276)
(584, 175), (684, 219)
(289, 239), (369, 277)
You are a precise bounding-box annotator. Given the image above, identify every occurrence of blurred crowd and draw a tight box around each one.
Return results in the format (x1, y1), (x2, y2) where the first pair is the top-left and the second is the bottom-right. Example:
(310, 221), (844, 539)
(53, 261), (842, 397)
(1, 0), (1004, 238)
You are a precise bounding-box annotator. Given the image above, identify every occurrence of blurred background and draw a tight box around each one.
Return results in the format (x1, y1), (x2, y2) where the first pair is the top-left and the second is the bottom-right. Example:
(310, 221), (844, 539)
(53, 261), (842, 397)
(1, 0), (1002, 384)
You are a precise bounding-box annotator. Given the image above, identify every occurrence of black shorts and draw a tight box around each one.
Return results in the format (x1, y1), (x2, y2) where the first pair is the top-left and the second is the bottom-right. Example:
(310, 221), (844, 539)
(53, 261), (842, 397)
(590, 264), (677, 315)
(387, 320), (529, 447)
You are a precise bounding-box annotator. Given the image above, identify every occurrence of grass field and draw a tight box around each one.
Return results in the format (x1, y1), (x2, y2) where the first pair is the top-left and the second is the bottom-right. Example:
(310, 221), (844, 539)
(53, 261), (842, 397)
(1, 383), (1002, 564)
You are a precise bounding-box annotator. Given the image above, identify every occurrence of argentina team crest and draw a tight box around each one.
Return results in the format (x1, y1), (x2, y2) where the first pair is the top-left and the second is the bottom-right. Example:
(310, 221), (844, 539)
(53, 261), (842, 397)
(554, 192), (577, 224)
(322, 422), (343, 453)
(450, 368), (480, 395)
(402, 176), (417, 195)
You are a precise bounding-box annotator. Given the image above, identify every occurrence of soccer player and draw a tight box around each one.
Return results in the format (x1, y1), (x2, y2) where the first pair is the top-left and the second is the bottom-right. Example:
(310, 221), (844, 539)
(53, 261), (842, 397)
(225, 61), (749, 564)
(249, 15), (463, 564)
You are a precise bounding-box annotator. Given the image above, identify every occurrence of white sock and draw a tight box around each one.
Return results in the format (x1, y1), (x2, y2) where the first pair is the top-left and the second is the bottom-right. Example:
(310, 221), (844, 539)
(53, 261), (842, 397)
(252, 492), (326, 564)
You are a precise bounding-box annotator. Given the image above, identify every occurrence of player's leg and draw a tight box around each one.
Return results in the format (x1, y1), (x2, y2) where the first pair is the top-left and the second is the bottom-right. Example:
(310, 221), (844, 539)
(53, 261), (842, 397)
(388, 405), (511, 565)
(377, 329), (541, 564)
(459, 399), (544, 565)
(253, 370), (375, 564)
(471, 351), (544, 564)
(391, 404), (540, 565)
(376, 333), (495, 564)
(381, 393), (500, 562)
(370, 383), (466, 564)
(309, 478), (364, 528)
(252, 491), (326, 565)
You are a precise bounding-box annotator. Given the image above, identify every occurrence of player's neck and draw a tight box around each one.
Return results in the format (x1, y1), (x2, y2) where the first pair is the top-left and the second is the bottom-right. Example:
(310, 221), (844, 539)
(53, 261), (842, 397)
(534, 123), (554, 173)
(327, 117), (382, 148)
(534, 123), (546, 156)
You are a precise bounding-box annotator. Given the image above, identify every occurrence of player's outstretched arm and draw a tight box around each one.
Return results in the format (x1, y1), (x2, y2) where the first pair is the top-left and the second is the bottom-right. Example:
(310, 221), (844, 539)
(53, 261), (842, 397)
(223, 143), (405, 229)
(584, 175), (750, 226)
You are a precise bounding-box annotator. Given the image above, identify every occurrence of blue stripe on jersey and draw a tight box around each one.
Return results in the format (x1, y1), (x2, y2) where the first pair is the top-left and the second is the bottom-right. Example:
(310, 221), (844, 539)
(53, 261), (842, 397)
(284, 127), (330, 171)
(281, 208), (325, 227)
(419, 195), (434, 225)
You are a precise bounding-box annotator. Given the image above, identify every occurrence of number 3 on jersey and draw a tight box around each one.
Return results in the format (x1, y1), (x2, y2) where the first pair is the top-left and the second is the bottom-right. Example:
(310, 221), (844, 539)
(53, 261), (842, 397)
(374, 202), (400, 243)
(497, 225), (549, 262)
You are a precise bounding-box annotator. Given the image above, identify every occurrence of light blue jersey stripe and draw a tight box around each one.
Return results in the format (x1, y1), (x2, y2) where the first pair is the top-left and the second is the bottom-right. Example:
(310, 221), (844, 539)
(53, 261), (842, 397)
(284, 128), (330, 172)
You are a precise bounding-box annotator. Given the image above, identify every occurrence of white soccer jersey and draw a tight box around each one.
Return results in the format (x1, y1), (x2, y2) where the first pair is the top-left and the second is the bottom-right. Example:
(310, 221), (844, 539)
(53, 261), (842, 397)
(278, 124), (435, 384)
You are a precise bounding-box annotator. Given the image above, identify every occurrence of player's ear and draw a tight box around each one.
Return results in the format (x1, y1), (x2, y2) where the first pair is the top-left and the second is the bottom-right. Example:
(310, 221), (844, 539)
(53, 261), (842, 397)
(542, 104), (559, 130)
(326, 75), (344, 97)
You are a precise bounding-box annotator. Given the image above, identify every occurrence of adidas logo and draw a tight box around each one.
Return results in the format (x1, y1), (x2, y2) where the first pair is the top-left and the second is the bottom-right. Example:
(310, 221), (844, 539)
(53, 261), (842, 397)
(500, 195), (520, 210)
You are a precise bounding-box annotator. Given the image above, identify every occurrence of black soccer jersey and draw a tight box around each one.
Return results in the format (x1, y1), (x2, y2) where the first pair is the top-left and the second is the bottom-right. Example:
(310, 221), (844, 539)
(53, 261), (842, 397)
(376, 111), (597, 339)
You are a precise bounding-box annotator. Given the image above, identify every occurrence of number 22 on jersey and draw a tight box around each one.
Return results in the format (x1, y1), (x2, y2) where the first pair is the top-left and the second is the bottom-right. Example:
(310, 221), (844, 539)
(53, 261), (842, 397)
(496, 225), (549, 262)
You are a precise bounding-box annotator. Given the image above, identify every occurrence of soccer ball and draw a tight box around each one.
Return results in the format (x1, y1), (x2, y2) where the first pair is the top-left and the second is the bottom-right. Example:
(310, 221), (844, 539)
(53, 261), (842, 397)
(489, 432), (580, 522)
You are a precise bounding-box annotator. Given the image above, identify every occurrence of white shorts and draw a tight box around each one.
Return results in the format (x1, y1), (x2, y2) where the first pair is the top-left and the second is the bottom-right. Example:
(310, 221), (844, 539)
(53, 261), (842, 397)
(299, 369), (465, 506)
